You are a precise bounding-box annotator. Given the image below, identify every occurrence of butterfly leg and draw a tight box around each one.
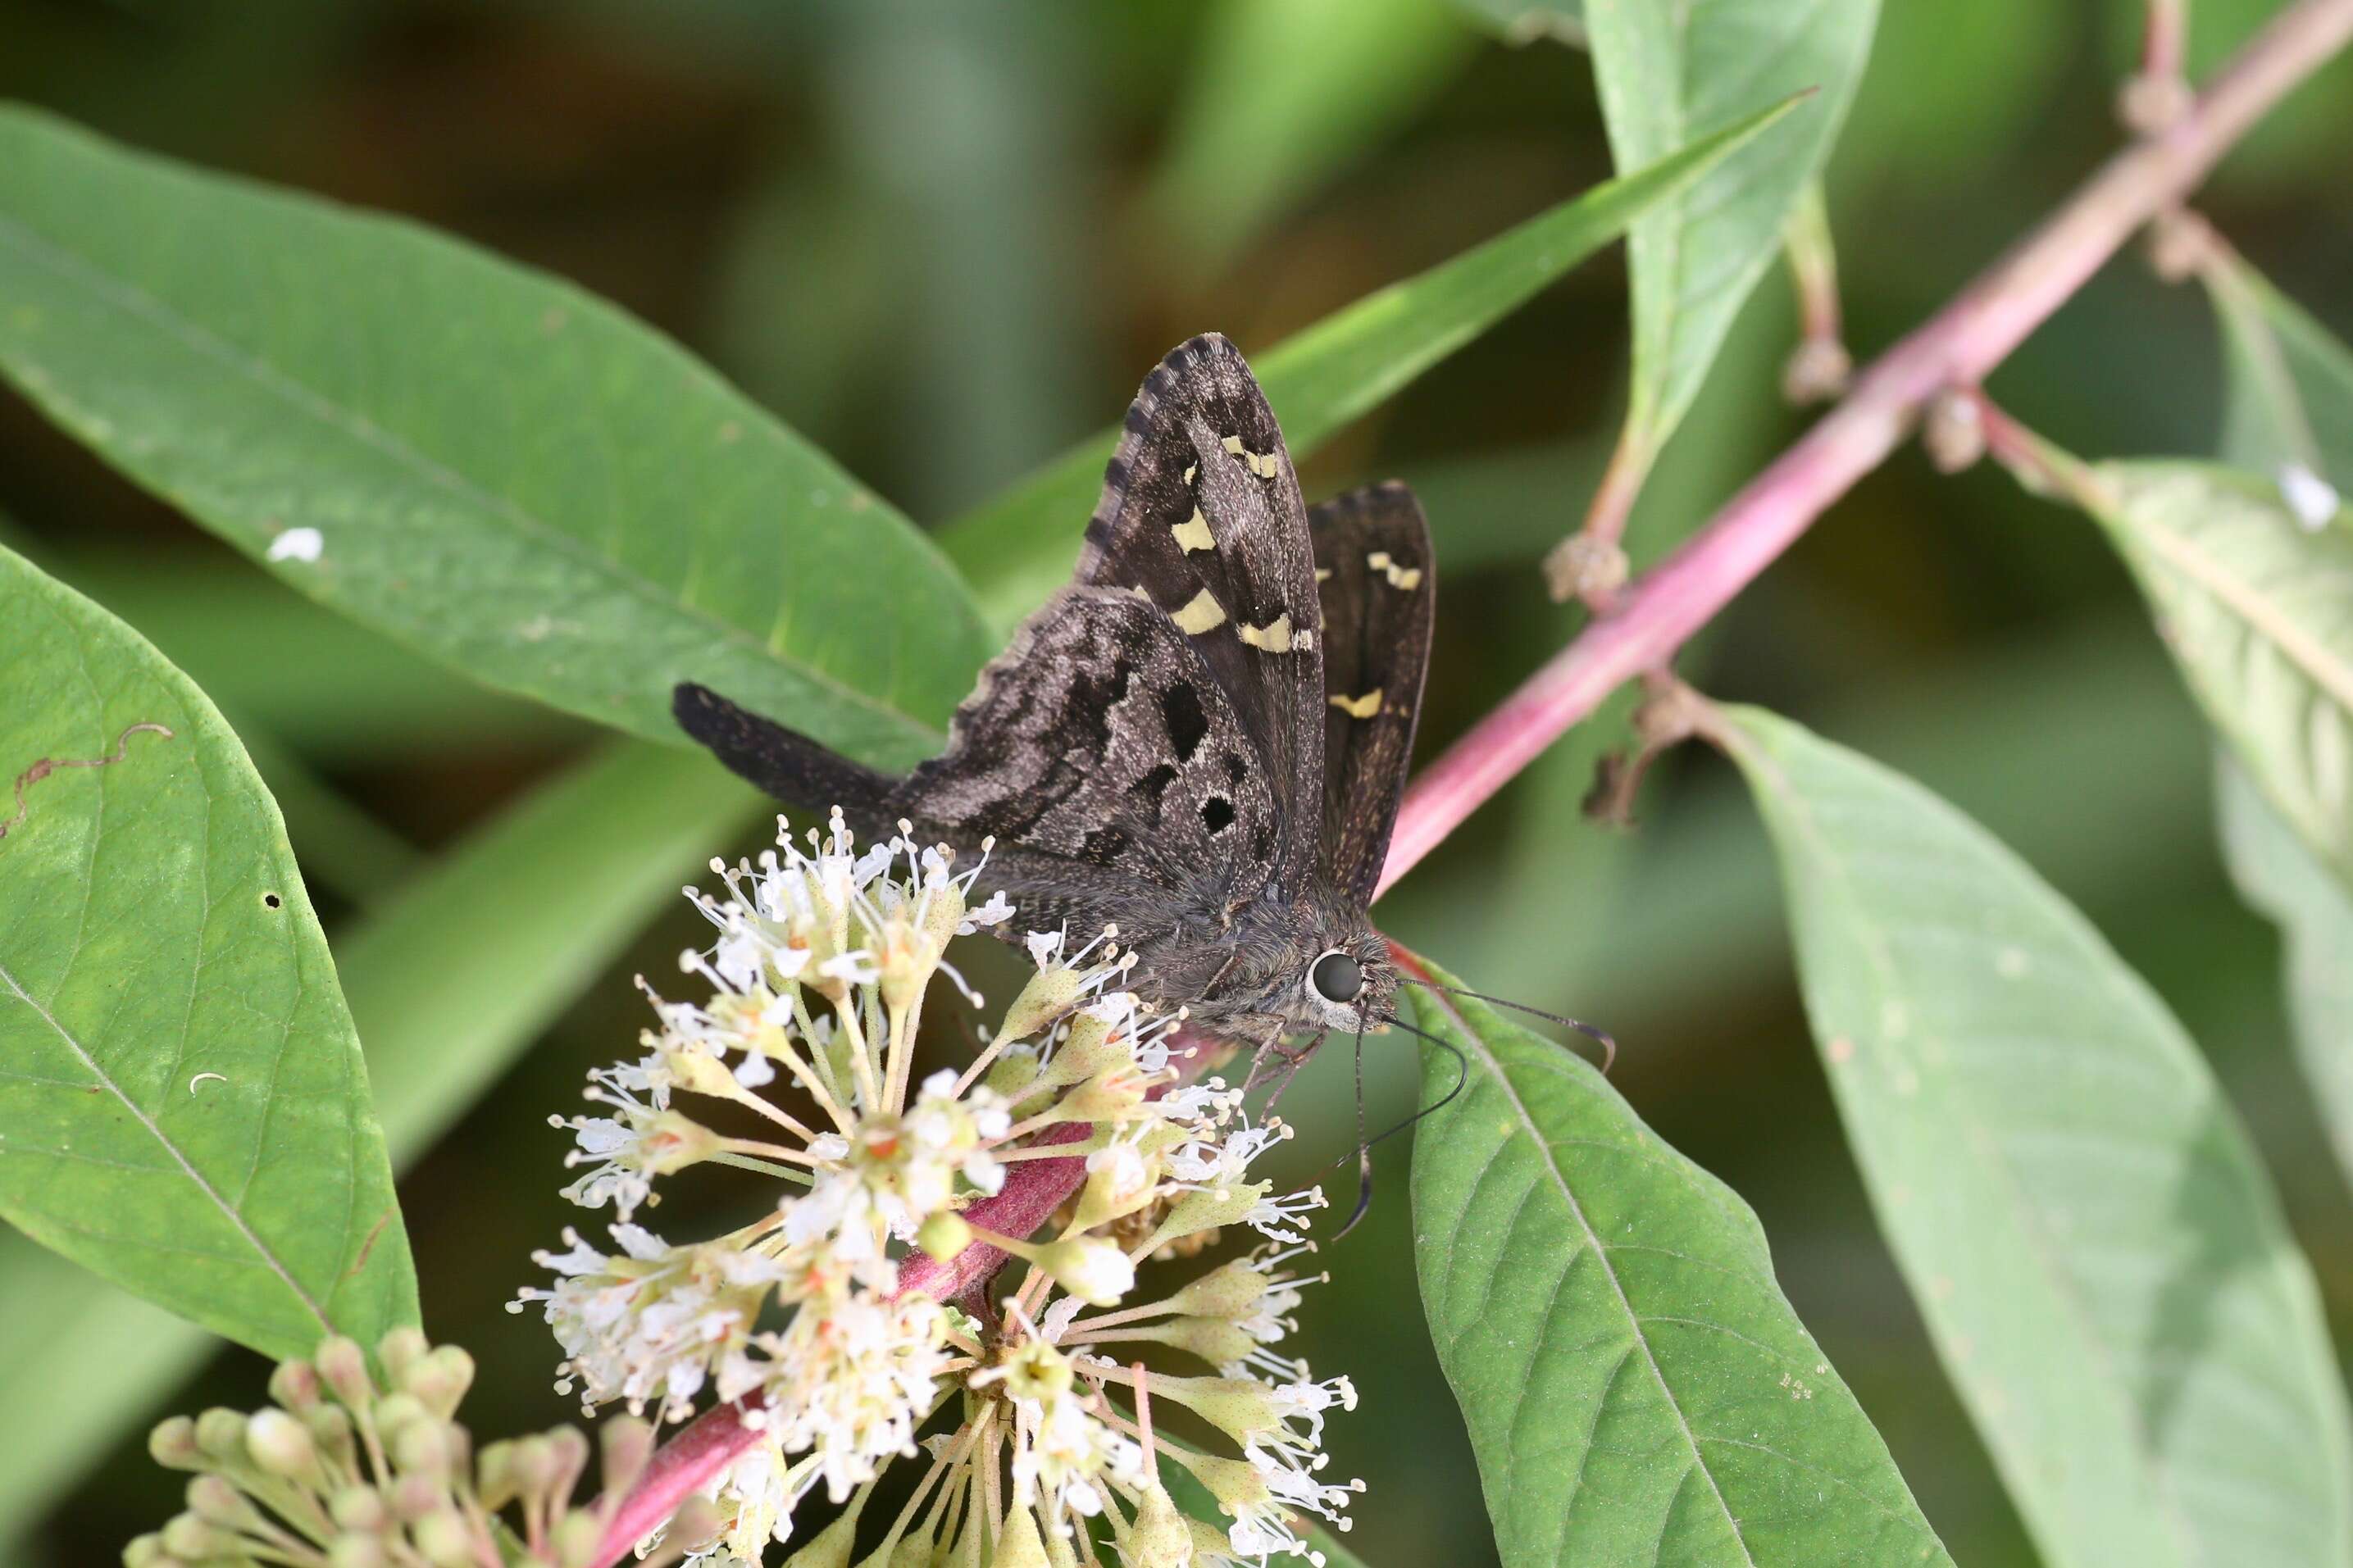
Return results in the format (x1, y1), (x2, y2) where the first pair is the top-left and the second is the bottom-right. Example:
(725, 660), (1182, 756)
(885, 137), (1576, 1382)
(1244, 1031), (1324, 1108)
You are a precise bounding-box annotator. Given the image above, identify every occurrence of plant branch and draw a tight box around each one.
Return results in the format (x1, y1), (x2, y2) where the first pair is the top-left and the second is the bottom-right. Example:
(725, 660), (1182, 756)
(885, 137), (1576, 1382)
(1378, 0), (2353, 898)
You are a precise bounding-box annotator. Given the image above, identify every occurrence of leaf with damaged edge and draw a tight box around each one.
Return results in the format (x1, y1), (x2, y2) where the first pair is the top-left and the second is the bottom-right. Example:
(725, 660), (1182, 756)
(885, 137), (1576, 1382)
(0, 106), (985, 767)
(0, 544), (416, 1361)
(1726, 704), (2353, 1568)
(1404, 952), (1950, 1566)
(0, 739), (767, 1543)
(941, 97), (1801, 632)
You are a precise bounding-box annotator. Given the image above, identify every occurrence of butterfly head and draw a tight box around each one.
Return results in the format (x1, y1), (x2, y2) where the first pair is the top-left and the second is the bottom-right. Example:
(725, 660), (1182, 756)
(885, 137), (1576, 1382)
(1299, 932), (1397, 1034)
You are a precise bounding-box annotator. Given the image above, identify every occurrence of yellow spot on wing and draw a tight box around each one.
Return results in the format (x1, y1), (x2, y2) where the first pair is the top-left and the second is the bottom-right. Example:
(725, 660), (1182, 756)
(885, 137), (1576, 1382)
(1367, 550), (1423, 590)
(1182, 463), (1198, 485)
(1330, 689), (1383, 719)
(1171, 508), (1215, 552)
(1313, 566), (1333, 584)
(1219, 433), (1281, 478)
(1172, 589), (1226, 634)
(1238, 613), (1295, 652)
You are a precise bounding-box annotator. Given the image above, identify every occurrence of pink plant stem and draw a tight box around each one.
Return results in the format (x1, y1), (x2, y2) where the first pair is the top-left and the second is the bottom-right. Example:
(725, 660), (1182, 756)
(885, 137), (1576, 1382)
(2146, 0), (2190, 84)
(1378, 0), (2353, 898)
(593, 6), (2353, 1558)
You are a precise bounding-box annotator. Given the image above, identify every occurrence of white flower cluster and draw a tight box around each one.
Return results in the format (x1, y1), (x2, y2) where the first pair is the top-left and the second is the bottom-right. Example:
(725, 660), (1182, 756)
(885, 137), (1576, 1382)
(515, 812), (1361, 1566)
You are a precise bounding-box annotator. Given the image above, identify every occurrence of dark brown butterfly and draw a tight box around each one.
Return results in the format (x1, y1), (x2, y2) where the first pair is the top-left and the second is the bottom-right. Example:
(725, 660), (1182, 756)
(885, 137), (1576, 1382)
(675, 334), (1433, 1070)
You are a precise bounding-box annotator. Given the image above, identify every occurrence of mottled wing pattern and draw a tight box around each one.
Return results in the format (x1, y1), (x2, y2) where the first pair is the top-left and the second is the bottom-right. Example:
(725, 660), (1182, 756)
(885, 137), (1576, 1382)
(1311, 482), (1436, 906)
(1074, 334), (1325, 887)
(888, 586), (1279, 964)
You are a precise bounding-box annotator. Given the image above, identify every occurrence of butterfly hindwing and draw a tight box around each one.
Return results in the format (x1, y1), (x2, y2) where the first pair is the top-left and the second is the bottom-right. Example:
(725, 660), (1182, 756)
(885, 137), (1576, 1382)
(1311, 482), (1435, 906)
(892, 583), (1278, 925)
(1075, 334), (1325, 887)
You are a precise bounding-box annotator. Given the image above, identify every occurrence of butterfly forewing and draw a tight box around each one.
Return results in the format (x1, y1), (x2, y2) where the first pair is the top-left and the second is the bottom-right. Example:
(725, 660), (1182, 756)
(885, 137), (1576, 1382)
(1310, 483), (1436, 906)
(1075, 334), (1327, 888)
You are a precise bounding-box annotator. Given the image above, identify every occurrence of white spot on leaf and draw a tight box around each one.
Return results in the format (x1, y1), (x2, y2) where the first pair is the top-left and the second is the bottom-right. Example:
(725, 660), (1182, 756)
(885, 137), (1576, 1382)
(266, 527), (323, 563)
(189, 1072), (226, 1094)
(2280, 462), (2340, 529)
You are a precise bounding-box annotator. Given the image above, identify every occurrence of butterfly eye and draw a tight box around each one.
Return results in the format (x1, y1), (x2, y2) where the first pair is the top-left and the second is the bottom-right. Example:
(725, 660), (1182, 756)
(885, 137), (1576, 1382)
(1308, 949), (1363, 1005)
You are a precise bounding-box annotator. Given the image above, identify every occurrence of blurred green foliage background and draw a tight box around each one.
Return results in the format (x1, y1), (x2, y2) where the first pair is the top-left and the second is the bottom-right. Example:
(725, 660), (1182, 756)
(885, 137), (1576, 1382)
(3, 1), (2351, 1562)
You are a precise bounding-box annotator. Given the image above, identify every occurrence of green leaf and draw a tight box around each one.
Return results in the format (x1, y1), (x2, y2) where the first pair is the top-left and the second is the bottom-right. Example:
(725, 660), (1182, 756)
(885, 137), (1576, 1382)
(0, 106), (986, 768)
(341, 740), (766, 1153)
(1723, 705), (2353, 1568)
(1450, 0), (1584, 47)
(2078, 460), (2353, 889)
(2218, 755), (2353, 1188)
(2203, 249), (2353, 513)
(0, 739), (767, 1544)
(1586, 0), (1877, 495)
(1149, 0), (1480, 270)
(1404, 953), (1951, 1567)
(942, 98), (1802, 630)
(0, 545), (416, 1361)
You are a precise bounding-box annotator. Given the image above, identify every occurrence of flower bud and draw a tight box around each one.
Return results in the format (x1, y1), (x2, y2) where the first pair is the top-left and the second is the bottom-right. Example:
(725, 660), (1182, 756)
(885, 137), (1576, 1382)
(1035, 1236), (1135, 1307)
(412, 1508), (476, 1566)
(372, 1392), (428, 1437)
(184, 1475), (253, 1529)
(268, 1357), (322, 1412)
(1000, 965), (1082, 1043)
(246, 1407), (318, 1478)
(545, 1512), (599, 1568)
(984, 1042), (1042, 1103)
(314, 1337), (374, 1410)
(1166, 1258), (1273, 1320)
(403, 1346), (475, 1420)
(377, 1326), (430, 1384)
(1122, 1482), (1194, 1567)
(915, 1211), (972, 1261)
(159, 1516), (231, 1559)
(119, 1534), (179, 1568)
(392, 1416), (453, 1477)
(661, 1046), (743, 1098)
(148, 1416), (203, 1472)
(305, 1402), (358, 1468)
(328, 1536), (390, 1568)
(330, 1484), (388, 1532)
(389, 1472), (443, 1523)
(193, 1408), (248, 1463)
(1149, 1180), (1268, 1249)
(633, 1497), (719, 1568)
(546, 1424), (591, 1494)
(781, 1504), (863, 1568)
(474, 1440), (517, 1511)
(598, 1416), (656, 1499)
(1158, 1317), (1257, 1368)
(988, 1507), (1049, 1568)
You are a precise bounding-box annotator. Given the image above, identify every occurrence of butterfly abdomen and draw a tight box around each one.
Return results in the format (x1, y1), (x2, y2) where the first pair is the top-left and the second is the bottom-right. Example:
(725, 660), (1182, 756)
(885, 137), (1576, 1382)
(671, 683), (900, 820)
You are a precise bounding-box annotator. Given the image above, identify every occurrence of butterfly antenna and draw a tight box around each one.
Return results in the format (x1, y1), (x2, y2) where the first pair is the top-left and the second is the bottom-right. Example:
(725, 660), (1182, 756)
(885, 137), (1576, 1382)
(1333, 1020), (1377, 1241)
(1395, 976), (1617, 1074)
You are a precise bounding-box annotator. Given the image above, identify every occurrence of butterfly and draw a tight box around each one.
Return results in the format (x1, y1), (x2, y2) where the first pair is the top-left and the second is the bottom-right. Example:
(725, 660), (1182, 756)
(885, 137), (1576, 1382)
(674, 334), (1433, 1072)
